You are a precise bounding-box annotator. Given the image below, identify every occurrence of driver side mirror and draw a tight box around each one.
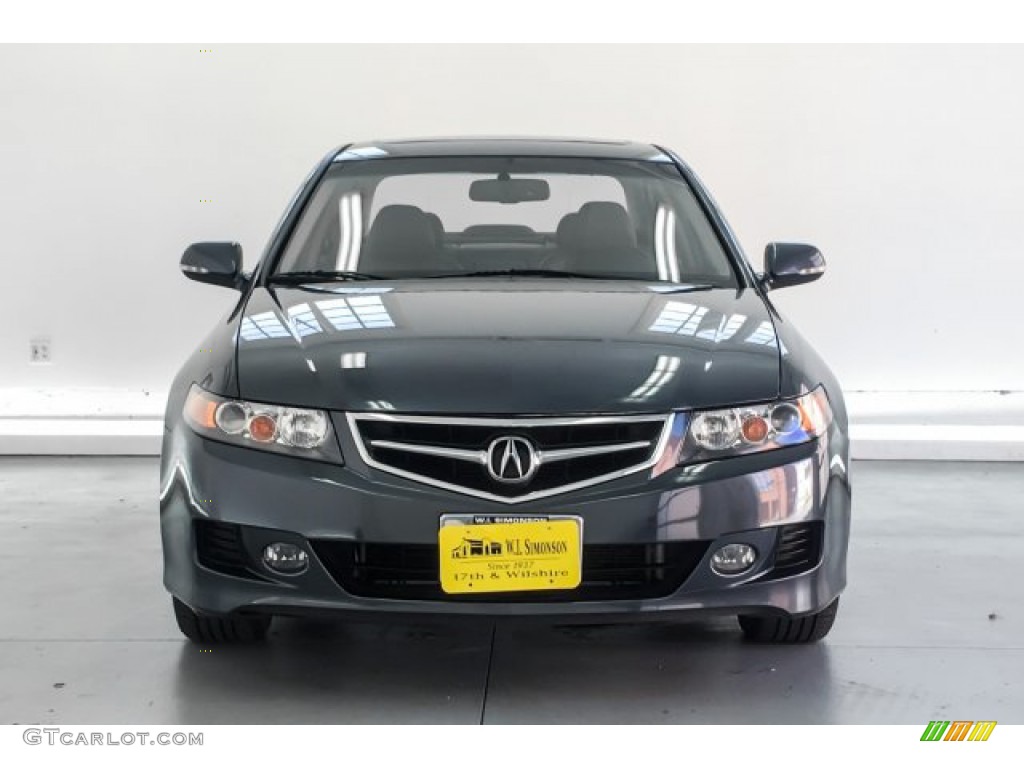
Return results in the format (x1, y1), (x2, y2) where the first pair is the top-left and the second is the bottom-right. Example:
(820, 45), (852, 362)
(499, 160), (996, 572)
(180, 242), (246, 290)
(762, 242), (825, 290)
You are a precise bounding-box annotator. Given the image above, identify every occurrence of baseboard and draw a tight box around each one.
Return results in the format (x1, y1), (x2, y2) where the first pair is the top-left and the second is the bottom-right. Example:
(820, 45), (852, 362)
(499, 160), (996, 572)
(0, 418), (163, 455)
(1, 388), (1021, 460)
(0, 388), (165, 456)
(849, 424), (1024, 461)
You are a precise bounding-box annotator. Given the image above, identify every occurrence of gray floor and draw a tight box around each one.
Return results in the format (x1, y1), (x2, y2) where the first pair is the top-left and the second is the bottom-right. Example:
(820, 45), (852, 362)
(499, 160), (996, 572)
(1, 458), (1021, 724)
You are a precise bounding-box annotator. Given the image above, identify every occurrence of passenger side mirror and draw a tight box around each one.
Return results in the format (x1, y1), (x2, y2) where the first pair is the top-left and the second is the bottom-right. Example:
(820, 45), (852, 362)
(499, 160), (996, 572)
(180, 242), (246, 290)
(762, 243), (825, 290)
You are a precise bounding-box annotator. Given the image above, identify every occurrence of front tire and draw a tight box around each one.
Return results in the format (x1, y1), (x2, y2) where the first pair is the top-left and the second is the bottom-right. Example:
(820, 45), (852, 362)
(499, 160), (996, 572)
(738, 598), (839, 644)
(172, 597), (271, 644)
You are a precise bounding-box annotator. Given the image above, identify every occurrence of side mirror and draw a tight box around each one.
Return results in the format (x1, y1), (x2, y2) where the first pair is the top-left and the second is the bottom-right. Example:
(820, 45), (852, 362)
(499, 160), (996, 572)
(180, 242), (245, 289)
(762, 242), (825, 290)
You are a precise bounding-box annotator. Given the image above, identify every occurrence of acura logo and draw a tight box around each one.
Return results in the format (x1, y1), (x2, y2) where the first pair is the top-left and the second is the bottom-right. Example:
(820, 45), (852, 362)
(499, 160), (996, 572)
(486, 436), (538, 484)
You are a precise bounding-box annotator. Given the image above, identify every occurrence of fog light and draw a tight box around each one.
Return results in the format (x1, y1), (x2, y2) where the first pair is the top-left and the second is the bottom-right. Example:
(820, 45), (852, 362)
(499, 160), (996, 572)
(262, 542), (308, 574)
(710, 543), (757, 575)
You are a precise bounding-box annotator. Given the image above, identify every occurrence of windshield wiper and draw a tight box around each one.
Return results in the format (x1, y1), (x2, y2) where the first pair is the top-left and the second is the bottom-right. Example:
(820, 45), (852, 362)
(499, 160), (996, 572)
(650, 283), (719, 293)
(424, 270), (722, 290)
(423, 269), (643, 280)
(267, 270), (387, 284)
(268, 268), (724, 290)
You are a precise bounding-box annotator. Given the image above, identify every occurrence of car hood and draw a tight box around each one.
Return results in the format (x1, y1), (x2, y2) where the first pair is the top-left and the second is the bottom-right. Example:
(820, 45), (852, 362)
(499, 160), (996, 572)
(235, 281), (781, 414)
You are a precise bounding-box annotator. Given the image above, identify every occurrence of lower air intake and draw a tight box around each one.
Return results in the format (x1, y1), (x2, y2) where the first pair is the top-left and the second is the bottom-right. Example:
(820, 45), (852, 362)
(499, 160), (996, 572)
(312, 540), (710, 602)
(194, 520), (266, 581)
(765, 522), (824, 579)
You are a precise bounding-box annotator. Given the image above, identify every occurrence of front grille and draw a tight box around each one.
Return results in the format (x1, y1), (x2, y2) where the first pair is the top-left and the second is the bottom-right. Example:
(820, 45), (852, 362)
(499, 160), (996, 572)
(194, 520), (265, 581)
(348, 414), (671, 502)
(765, 522), (823, 579)
(312, 540), (709, 602)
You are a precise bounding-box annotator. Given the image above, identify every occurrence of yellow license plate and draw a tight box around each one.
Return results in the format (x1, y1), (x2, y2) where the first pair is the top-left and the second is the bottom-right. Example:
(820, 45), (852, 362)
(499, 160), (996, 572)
(439, 518), (582, 594)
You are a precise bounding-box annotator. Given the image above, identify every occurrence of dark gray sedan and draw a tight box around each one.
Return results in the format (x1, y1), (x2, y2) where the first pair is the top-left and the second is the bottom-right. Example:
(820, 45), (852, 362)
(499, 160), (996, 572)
(162, 137), (850, 644)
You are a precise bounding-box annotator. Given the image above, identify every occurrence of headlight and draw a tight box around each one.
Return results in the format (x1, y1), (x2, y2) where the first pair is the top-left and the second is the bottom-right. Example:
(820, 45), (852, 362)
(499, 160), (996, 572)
(679, 387), (832, 463)
(183, 384), (343, 462)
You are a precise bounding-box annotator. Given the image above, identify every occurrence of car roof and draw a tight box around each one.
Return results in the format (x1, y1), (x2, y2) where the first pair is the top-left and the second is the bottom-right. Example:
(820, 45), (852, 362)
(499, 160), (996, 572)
(334, 136), (674, 162)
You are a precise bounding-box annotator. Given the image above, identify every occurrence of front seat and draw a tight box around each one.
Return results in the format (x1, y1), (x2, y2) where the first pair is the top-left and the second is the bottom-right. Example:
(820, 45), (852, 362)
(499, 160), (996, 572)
(361, 205), (440, 276)
(561, 201), (651, 275)
(555, 212), (581, 251)
(425, 212), (446, 248)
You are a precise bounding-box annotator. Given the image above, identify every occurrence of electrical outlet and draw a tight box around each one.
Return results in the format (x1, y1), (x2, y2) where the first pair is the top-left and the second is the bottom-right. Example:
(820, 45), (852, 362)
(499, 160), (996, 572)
(30, 337), (52, 364)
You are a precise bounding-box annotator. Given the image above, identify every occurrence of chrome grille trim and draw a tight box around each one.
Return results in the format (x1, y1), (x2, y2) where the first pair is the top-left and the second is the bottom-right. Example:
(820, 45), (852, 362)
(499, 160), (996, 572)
(352, 412), (669, 427)
(346, 412), (675, 505)
(538, 440), (654, 463)
(367, 440), (487, 464)
(365, 438), (655, 466)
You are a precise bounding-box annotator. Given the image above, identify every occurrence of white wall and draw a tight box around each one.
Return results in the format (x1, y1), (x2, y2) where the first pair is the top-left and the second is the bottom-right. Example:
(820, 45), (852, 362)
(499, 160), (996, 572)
(2, 44), (1023, 397)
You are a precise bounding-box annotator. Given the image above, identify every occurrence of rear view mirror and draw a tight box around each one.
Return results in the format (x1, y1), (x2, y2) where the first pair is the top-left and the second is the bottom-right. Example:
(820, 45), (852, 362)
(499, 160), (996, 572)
(180, 242), (245, 290)
(469, 175), (550, 204)
(763, 242), (825, 290)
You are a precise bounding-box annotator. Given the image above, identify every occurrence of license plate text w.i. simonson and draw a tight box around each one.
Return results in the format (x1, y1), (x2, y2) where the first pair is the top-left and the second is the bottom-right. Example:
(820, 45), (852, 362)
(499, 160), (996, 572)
(438, 516), (582, 594)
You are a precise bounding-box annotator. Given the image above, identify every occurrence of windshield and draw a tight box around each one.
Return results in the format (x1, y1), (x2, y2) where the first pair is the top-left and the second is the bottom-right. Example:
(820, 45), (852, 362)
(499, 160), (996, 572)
(272, 157), (739, 285)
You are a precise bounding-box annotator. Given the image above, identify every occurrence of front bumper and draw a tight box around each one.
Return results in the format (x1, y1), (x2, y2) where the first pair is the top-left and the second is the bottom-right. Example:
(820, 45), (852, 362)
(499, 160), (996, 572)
(160, 420), (851, 621)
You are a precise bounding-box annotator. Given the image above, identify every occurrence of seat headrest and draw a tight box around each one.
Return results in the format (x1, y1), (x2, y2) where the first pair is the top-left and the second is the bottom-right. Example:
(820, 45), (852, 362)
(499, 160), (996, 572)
(556, 212), (581, 247)
(574, 202), (637, 250)
(363, 205), (438, 273)
(368, 205), (436, 243)
(425, 212), (445, 244)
